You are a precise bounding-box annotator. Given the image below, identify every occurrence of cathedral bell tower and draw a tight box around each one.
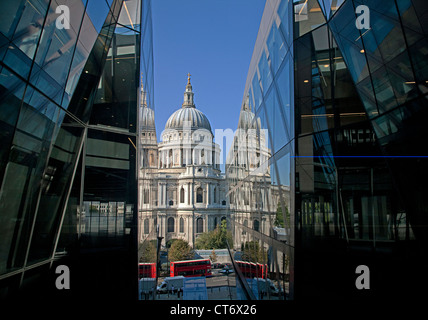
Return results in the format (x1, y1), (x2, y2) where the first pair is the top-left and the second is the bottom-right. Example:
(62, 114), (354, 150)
(182, 73), (195, 108)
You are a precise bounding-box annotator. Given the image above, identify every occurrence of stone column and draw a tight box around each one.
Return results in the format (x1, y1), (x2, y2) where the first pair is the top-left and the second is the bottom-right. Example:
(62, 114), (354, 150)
(206, 183), (210, 205)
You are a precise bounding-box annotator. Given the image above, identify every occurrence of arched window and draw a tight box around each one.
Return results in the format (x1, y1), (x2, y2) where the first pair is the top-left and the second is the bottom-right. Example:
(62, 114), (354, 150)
(213, 187), (217, 203)
(179, 217), (184, 233)
(144, 219), (149, 234)
(196, 187), (203, 203)
(253, 219), (260, 232)
(168, 217), (175, 233)
(180, 187), (185, 203)
(196, 217), (203, 233)
(243, 220), (248, 235)
(143, 189), (149, 204)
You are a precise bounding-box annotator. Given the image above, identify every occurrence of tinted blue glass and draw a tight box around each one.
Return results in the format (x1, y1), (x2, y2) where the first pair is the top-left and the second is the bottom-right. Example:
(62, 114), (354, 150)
(266, 87), (288, 153)
(252, 73), (263, 108)
(317, 0), (332, 19)
(258, 51), (272, 93)
(30, 63), (64, 104)
(0, 0), (26, 39)
(276, 56), (292, 134)
(86, 0), (110, 33)
(2, 43), (33, 79)
(0, 68), (26, 175)
(267, 23), (287, 75)
(11, 0), (49, 60)
(355, 81), (379, 119)
(277, 0), (292, 44)
(370, 66), (399, 113)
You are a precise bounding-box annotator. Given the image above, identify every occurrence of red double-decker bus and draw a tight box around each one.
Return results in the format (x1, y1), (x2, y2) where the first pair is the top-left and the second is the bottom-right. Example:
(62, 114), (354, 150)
(235, 261), (268, 279)
(170, 259), (212, 277)
(139, 263), (156, 279)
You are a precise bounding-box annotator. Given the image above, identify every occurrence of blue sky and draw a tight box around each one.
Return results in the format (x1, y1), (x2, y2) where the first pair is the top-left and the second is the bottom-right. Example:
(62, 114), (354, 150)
(151, 0), (266, 141)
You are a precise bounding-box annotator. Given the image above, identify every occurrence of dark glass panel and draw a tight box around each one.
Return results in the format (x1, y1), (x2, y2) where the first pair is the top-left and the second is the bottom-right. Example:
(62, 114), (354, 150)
(91, 25), (140, 132)
(66, 5), (120, 121)
(81, 129), (137, 248)
(0, 85), (61, 273)
(0, 1), (26, 39)
(27, 114), (84, 264)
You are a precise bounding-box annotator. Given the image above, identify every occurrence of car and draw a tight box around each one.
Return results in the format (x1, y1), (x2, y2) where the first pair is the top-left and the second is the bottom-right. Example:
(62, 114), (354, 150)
(219, 266), (234, 275)
(213, 263), (225, 269)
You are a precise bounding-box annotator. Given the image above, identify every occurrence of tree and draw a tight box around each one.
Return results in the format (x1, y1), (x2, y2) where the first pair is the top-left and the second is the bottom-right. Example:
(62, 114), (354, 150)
(209, 249), (218, 263)
(195, 220), (233, 250)
(168, 239), (194, 262)
(241, 241), (267, 264)
(275, 203), (290, 228)
(139, 240), (157, 262)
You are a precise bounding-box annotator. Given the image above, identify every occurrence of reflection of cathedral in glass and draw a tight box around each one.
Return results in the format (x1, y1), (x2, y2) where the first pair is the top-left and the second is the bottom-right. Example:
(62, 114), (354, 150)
(228, 95), (290, 250)
(138, 75), (229, 247)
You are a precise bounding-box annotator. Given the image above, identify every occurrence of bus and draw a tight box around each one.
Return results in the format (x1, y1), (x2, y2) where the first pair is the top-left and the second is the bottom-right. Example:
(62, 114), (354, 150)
(139, 263), (156, 279)
(170, 259), (212, 277)
(235, 261), (268, 279)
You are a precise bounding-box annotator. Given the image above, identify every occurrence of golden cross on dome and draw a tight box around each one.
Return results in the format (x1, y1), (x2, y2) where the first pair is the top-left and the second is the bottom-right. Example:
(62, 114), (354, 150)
(187, 73), (191, 84)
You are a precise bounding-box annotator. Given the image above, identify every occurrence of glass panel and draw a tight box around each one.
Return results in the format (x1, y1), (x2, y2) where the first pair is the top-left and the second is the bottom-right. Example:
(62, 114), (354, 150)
(91, 23), (140, 132)
(28, 114), (85, 264)
(266, 22), (287, 76)
(277, 0), (293, 45)
(258, 50), (273, 94)
(31, 0), (86, 91)
(0, 86), (61, 273)
(11, 0), (50, 60)
(118, 0), (141, 32)
(265, 87), (289, 154)
(276, 55), (293, 138)
(85, 0), (110, 33)
(0, 1), (26, 39)
(252, 72), (263, 109)
(2, 42), (33, 79)
(81, 130), (137, 247)
(293, 0), (326, 38)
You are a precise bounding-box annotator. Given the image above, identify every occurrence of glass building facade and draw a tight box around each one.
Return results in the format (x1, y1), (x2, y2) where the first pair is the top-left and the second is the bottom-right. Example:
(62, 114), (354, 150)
(0, 0), (153, 299)
(228, 0), (428, 300)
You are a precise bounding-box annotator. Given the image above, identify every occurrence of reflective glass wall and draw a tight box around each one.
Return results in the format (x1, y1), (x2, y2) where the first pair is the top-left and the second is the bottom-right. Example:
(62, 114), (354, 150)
(226, 0), (295, 300)
(0, 0), (149, 299)
(229, 0), (428, 301)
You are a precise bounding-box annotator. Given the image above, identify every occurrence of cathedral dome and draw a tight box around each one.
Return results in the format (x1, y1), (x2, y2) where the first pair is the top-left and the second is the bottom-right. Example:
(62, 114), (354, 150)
(165, 107), (212, 132)
(164, 74), (212, 133)
(140, 106), (156, 131)
(238, 95), (260, 131)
